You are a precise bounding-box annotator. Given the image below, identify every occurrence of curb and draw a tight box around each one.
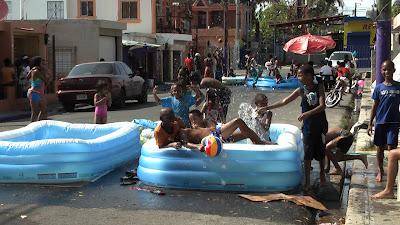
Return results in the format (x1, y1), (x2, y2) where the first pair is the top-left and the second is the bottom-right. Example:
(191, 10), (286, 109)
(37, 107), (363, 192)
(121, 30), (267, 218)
(0, 112), (31, 123)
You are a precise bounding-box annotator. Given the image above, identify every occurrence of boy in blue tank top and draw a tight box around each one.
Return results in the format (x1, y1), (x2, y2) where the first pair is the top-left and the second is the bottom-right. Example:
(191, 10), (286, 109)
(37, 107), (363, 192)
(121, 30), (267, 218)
(368, 60), (400, 182)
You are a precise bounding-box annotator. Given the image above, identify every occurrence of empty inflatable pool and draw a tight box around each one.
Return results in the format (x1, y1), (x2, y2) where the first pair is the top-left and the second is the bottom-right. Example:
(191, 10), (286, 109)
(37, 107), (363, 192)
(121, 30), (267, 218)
(0, 120), (141, 183)
(247, 77), (301, 89)
(138, 124), (304, 192)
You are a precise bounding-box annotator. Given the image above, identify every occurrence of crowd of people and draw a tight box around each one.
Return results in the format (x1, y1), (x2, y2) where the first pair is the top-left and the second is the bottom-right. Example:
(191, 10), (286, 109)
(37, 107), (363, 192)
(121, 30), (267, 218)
(146, 58), (376, 192)
(4, 50), (400, 197)
(89, 50), (398, 194)
(0, 56), (49, 122)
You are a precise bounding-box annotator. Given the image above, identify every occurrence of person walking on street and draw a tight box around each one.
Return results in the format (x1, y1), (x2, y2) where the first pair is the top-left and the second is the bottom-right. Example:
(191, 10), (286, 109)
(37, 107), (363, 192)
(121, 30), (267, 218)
(367, 60), (400, 182)
(27, 56), (48, 122)
(214, 48), (223, 81)
(204, 53), (214, 79)
(184, 53), (193, 72)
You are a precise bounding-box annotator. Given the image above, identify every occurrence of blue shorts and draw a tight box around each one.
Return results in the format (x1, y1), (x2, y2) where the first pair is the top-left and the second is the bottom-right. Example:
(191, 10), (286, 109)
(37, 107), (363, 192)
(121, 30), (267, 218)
(30, 92), (41, 103)
(373, 124), (399, 147)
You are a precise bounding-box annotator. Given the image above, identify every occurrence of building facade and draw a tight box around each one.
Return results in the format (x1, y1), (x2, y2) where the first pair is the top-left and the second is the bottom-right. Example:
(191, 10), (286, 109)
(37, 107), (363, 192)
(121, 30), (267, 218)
(5, 0), (68, 20)
(191, 0), (250, 68)
(4, 0), (193, 84)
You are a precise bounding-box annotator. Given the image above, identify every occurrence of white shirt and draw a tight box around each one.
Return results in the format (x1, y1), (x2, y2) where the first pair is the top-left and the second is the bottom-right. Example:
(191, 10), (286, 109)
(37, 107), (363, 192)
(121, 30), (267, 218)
(319, 65), (332, 76)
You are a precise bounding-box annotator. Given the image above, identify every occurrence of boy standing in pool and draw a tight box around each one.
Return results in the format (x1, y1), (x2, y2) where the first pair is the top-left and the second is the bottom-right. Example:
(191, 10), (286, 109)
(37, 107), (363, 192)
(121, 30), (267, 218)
(257, 65), (328, 190)
(254, 93), (273, 142)
(153, 82), (204, 127)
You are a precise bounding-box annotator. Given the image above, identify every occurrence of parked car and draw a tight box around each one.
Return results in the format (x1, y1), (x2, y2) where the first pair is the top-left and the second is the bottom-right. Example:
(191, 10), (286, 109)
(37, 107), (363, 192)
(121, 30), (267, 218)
(327, 51), (358, 69)
(57, 61), (147, 112)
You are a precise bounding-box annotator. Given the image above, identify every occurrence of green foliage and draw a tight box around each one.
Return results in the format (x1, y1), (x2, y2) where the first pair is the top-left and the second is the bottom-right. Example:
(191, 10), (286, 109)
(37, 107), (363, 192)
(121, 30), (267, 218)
(256, 0), (340, 48)
(393, 4), (400, 17)
(257, 1), (289, 46)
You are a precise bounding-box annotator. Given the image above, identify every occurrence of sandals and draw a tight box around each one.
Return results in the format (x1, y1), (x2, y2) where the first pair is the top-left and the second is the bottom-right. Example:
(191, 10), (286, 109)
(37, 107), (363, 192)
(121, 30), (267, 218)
(120, 169), (139, 186)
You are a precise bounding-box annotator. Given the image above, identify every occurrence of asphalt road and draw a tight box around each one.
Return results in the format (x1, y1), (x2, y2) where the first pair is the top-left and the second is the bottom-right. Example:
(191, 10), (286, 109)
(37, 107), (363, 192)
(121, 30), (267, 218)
(0, 85), (352, 225)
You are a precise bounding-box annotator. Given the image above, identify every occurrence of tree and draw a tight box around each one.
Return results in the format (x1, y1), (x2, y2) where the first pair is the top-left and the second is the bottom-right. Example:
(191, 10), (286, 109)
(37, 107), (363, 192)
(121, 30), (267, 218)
(257, 1), (290, 48)
(393, 1), (400, 17)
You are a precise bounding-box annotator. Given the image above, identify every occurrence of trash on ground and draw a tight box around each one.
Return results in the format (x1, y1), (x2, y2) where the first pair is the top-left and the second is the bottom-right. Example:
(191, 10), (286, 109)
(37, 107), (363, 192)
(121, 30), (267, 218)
(239, 193), (327, 211)
(129, 187), (165, 195)
(20, 215), (27, 219)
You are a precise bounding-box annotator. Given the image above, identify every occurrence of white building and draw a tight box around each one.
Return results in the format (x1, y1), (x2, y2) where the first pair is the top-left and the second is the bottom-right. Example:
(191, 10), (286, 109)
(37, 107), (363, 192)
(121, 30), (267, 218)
(5, 0), (192, 82)
(5, 0), (67, 20)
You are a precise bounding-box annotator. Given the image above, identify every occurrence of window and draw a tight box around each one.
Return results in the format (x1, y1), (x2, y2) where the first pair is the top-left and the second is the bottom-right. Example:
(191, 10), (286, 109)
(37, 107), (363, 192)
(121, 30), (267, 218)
(47, 1), (64, 19)
(55, 48), (74, 77)
(79, 0), (94, 17)
(5, 1), (11, 20)
(120, 0), (139, 20)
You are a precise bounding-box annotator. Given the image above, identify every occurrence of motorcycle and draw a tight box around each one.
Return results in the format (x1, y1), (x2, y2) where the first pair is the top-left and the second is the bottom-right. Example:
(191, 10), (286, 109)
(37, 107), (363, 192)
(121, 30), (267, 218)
(325, 77), (359, 108)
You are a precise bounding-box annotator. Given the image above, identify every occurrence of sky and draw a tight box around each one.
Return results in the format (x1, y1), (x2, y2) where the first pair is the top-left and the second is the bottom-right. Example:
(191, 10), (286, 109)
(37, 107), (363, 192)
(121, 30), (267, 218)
(341, 0), (376, 17)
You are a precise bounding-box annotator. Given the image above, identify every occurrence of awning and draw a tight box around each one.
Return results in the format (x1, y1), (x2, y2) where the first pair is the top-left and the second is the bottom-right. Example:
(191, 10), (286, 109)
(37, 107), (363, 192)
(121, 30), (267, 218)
(122, 40), (161, 50)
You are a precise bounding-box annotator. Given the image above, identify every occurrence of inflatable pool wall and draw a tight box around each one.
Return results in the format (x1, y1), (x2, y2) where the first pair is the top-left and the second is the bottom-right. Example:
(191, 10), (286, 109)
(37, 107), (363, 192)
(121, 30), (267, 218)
(138, 124), (304, 192)
(247, 77), (301, 89)
(0, 120), (141, 183)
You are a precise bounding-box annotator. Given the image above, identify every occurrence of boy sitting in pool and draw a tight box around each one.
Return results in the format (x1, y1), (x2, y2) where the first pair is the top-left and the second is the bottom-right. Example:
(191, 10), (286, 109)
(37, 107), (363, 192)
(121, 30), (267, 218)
(186, 109), (271, 145)
(154, 108), (186, 148)
(254, 93), (273, 142)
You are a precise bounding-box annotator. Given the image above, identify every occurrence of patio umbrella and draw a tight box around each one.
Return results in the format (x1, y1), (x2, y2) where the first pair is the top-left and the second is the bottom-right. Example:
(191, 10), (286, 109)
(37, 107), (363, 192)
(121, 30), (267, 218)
(283, 34), (336, 55)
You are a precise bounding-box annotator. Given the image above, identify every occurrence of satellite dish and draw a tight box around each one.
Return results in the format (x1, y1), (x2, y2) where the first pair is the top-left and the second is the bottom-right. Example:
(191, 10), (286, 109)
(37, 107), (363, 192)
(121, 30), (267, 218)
(0, 0), (9, 21)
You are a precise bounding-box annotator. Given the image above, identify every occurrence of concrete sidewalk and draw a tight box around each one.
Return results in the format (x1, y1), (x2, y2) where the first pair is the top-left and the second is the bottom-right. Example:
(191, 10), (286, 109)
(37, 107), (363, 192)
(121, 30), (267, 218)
(346, 79), (400, 225)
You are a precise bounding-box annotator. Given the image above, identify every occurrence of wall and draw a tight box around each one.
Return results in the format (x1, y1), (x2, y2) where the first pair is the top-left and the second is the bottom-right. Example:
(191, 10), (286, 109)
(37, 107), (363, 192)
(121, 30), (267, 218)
(45, 20), (125, 64)
(6, 0), (67, 20)
(68, 0), (153, 34)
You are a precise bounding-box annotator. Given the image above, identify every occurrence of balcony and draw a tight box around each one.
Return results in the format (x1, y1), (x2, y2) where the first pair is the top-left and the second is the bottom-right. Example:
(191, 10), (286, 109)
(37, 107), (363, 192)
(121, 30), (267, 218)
(156, 16), (192, 35)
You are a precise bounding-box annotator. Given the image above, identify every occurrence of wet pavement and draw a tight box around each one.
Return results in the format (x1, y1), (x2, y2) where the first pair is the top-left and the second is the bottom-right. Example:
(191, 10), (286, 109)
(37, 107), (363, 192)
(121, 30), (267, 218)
(0, 86), (352, 225)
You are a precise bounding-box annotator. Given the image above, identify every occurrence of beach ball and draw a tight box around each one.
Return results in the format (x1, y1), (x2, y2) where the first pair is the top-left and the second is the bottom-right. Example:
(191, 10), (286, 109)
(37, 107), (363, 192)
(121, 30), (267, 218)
(201, 135), (223, 158)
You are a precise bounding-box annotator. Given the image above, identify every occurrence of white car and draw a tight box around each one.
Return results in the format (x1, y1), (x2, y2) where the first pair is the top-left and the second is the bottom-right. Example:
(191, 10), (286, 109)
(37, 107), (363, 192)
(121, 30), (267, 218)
(326, 51), (357, 68)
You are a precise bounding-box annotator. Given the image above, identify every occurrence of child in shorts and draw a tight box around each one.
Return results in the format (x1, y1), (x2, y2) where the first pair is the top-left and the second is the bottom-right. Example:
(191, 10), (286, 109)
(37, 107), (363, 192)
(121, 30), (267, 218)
(368, 60), (400, 182)
(257, 64), (328, 190)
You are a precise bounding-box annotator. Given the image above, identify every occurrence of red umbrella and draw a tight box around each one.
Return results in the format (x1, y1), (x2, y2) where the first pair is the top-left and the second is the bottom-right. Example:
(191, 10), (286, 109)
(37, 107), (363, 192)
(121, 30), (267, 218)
(0, 0), (8, 21)
(283, 34), (336, 55)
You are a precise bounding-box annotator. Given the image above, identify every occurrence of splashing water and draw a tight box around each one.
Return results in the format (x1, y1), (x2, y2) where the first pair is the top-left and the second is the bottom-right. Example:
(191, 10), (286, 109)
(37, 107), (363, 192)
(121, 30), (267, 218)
(238, 103), (269, 142)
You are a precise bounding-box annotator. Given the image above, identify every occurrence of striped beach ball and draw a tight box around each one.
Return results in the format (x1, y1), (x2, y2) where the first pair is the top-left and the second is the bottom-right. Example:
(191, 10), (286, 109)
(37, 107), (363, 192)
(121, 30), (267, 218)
(201, 135), (223, 158)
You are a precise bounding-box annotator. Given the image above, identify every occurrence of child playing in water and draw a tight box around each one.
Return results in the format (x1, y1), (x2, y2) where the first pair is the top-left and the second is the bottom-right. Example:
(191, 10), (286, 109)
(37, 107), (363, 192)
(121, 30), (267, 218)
(257, 64), (328, 191)
(153, 82), (204, 127)
(201, 88), (225, 127)
(254, 93), (272, 142)
(154, 108), (186, 148)
(184, 111), (269, 145)
(94, 80), (111, 124)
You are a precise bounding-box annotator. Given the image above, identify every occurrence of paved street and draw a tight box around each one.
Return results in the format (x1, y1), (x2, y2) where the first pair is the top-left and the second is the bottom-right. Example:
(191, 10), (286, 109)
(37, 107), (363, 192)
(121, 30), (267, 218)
(0, 86), (352, 225)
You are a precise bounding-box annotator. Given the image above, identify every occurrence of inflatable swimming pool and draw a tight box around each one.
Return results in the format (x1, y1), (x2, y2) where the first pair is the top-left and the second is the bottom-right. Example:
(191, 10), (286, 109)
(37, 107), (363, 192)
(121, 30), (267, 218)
(0, 120), (141, 183)
(222, 76), (246, 85)
(247, 77), (301, 89)
(138, 124), (304, 192)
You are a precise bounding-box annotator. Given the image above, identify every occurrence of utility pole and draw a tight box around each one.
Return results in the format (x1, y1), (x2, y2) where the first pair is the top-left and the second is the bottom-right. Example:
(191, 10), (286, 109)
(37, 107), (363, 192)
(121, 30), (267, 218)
(234, 0), (240, 69)
(375, 0), (391, 84)
(223, 0), (228, 76)
(354, 2), (357, 16)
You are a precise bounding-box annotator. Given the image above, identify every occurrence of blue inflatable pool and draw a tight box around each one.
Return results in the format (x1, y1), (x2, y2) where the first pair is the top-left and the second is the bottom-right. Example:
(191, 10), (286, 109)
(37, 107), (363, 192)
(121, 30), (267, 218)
(138, 124), (304, 192)
(0, 120), (141, 183)
(247, 77), (301, 89)
(222, 76), (246, 85)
